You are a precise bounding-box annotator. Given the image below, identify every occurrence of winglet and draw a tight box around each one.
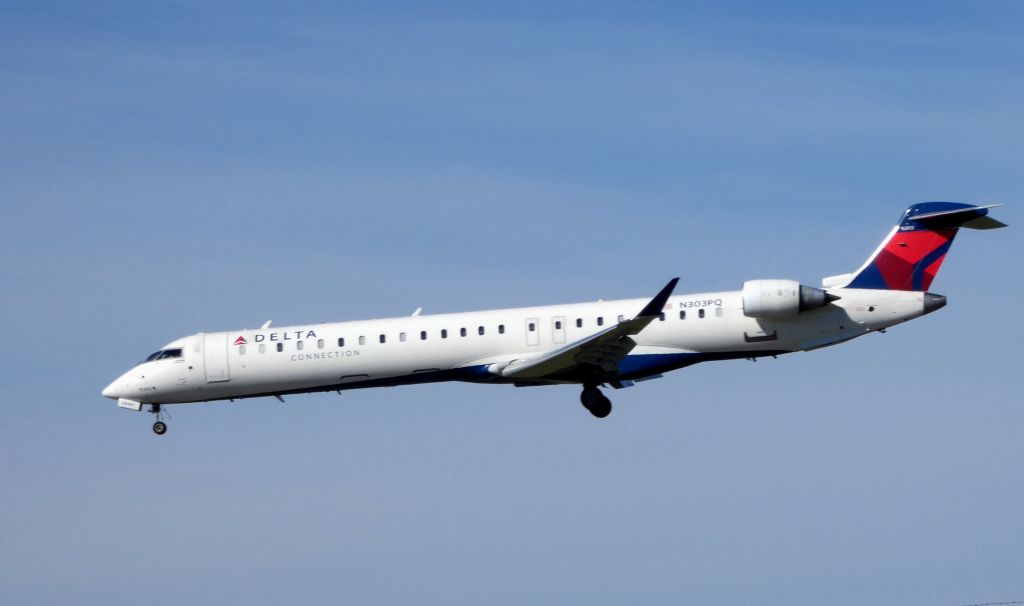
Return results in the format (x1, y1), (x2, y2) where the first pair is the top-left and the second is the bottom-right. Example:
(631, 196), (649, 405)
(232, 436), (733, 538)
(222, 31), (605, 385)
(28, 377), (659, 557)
(637, 278), (679, 319)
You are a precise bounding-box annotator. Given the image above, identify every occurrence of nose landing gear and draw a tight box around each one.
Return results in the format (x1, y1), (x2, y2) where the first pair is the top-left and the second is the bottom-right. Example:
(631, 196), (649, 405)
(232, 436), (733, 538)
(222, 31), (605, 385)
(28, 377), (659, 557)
(149, 404), (168, 435)
(580, 385), (612, 418)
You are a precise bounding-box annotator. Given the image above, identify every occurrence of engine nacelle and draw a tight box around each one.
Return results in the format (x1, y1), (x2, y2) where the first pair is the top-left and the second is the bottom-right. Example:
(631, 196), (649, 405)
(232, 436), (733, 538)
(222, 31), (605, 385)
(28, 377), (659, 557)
(741, 279), (837, 319)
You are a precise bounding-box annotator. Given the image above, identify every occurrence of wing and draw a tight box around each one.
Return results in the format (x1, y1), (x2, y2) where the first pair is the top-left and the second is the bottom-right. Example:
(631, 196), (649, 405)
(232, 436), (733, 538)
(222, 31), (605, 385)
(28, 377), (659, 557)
(497, 278), (679, 382)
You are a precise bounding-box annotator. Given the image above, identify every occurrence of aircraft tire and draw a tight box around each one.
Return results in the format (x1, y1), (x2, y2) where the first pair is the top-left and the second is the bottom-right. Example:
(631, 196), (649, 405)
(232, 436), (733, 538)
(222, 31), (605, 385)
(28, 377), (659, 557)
(152, 421), (167, 435)
(589, 394), (612, 419)
(580, 386), (601, 408)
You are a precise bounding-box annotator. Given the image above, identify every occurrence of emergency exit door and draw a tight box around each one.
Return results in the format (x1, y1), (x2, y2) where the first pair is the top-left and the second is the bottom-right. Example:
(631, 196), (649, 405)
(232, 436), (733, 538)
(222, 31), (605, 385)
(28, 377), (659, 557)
(551, 316), (566, 344)
(525, 318), (540, 346)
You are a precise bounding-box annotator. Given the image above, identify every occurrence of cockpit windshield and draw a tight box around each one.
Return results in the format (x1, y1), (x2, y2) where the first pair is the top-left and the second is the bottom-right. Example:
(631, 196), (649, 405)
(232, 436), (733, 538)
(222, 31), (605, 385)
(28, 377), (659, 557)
(141, 348), (183, 363)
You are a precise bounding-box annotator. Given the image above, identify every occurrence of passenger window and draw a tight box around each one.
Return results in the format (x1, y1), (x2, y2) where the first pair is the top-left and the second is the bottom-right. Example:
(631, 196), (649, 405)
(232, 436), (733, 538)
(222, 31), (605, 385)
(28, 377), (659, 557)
(555, 320), (562, 330)
(400, 332), (407, 342)
(498, 324), (505, 334)
(680, 310), (686, 320)
(528, 322), (536, 332)
(420, 330), (427, 340)
(441, 329), (448, 339)
(317, 339), (324, 349)
(699, 309), (705, 319)
(379, 334), (386, 344)
(296, 341), (304, 351)
(276, 343), (283, 352)
(259, 343), (266, 354)
(576, 318), (582, 328)
(597, 317), (604, 326)
(478, 326), (485, 336)
(359, 336), (366, 346)
(338, 337), (345, 347)
(460, 327), (467, 337)
(239, 345), (247, 355)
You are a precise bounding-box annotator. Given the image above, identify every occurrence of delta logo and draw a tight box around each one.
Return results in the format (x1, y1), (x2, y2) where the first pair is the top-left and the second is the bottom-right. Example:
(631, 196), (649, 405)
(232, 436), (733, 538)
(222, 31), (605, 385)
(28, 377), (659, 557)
(233, 330), (318, 346)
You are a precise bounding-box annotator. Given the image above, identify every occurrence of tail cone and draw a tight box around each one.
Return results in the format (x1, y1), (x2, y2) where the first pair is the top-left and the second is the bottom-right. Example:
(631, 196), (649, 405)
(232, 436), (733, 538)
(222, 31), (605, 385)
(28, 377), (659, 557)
(923, 293), (947, 315)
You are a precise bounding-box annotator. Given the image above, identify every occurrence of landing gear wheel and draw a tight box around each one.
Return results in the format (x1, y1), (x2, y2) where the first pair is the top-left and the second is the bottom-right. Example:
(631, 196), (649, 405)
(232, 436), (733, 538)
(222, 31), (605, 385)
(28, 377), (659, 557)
(148, 404), (168, 435)
(580, 386), (612, 419)
(589, 394), (612, 418)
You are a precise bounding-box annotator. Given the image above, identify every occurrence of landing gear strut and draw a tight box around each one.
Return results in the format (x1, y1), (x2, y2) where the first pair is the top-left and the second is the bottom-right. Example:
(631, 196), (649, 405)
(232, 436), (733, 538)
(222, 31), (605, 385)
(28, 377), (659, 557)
(149, 404), (167, 435)
(580, 385), (612, 418)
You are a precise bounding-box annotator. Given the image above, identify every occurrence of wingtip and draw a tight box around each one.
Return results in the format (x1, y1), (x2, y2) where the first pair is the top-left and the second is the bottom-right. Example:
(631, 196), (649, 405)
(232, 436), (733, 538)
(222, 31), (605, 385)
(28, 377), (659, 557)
(638, 277), (680, 318)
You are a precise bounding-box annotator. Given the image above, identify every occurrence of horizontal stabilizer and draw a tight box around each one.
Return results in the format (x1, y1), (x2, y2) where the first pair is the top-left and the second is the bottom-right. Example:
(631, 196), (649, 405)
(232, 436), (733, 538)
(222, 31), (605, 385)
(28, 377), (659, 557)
(907, 203), (1006, 230)
(961, 215), (1007, 230)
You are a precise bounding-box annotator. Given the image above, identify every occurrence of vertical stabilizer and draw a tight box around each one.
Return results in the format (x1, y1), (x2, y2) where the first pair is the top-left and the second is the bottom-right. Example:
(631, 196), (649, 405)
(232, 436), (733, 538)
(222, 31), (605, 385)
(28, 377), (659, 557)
(842, 202), (1005, 291)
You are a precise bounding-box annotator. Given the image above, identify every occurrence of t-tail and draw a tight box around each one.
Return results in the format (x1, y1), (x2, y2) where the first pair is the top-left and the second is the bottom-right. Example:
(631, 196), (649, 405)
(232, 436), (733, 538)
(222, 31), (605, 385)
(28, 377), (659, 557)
(825, 202), (1007, 292)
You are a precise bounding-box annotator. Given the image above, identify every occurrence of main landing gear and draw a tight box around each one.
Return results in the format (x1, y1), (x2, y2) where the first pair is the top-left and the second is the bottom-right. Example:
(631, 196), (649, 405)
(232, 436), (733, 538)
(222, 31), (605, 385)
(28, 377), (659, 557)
(150, 404), (167, 435)
(580, 385), (612, 419)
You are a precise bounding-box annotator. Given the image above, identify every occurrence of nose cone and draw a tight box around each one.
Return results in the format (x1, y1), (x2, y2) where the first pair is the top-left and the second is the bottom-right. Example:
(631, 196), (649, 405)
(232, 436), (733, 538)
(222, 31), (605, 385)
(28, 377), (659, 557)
(102, 380), (119, 399)
(923, 292), (947, 315)
(102, 371), (130, 399)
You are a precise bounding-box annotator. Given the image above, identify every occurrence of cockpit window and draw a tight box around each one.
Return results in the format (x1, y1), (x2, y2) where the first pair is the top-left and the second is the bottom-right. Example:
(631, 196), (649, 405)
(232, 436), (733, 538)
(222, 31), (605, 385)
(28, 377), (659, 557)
(142, 348), (183, 363)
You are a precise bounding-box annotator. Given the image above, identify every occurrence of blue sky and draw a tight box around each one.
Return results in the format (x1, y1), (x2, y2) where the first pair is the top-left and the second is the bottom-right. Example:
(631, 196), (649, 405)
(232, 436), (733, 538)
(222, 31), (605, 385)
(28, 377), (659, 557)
(1, 2), (1021, 604)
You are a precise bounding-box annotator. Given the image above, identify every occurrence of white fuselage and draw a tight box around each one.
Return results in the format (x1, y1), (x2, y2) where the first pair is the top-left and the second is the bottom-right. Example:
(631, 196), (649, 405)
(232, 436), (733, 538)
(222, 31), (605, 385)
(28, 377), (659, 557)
(102, 287), (933, 406)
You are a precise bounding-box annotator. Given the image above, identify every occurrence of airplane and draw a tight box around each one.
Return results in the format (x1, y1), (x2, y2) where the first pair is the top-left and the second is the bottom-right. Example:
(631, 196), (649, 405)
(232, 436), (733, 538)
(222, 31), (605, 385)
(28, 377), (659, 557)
(102, 202), (1006, 435)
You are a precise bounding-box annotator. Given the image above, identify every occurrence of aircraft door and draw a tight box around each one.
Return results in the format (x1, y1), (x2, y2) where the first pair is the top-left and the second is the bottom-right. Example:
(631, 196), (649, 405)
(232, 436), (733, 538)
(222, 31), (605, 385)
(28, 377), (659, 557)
(552, 316), (566, 344)
(526, 318), (540, 346)
(203, 332), (231, 383)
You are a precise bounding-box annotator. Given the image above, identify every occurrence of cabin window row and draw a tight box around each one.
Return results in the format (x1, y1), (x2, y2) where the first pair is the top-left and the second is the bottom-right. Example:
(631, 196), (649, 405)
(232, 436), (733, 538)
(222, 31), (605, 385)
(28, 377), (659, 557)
(566, 309), (723, 327)
(238, 324), (511, 354)
(675, 308), (724, 319)
(239, 342), (300, 355)
(237, 307), (727, 356)
(366, 324), (511, 343)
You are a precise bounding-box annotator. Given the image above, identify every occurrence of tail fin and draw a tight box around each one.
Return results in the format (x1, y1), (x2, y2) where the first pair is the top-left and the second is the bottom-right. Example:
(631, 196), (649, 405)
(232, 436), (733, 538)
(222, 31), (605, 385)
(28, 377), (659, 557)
(834, 202), (1006, 291)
